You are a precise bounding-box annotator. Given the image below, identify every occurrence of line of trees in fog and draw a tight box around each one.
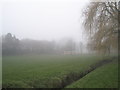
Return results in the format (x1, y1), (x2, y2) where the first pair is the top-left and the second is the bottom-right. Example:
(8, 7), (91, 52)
(2, 33), (83, 55)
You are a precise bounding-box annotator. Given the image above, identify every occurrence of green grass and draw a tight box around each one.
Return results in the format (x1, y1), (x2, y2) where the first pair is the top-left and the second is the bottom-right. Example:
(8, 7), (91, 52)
(66, 59), (118, 88)
(0, 56), (2, 88)
(2, 54), (117, 88)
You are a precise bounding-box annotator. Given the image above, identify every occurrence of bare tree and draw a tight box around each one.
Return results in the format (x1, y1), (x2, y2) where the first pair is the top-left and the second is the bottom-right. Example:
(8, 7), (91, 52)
(83, 1), (119, 54)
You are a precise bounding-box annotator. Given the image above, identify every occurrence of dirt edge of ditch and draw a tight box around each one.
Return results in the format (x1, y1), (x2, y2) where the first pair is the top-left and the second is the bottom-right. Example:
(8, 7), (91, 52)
(58, 56), (117, 88)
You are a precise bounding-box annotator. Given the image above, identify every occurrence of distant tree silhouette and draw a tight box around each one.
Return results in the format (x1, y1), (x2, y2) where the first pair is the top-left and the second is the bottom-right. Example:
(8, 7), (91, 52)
(2, 33), (20, 55)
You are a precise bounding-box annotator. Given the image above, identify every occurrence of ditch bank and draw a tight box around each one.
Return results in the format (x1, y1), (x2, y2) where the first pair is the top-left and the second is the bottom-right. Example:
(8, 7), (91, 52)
(45, 56), (117, 88)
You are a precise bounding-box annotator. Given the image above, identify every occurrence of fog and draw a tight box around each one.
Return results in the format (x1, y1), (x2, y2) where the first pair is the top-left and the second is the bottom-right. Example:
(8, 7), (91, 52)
(1, 0), (89, 43)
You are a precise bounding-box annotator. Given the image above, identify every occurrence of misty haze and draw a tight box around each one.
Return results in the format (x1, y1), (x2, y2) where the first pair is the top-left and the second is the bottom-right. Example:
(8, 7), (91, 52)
(0, 0), (119, 89)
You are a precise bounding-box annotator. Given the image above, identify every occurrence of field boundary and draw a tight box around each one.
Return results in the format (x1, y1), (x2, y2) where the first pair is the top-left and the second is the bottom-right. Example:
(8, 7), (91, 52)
(59, 57), (117, 88)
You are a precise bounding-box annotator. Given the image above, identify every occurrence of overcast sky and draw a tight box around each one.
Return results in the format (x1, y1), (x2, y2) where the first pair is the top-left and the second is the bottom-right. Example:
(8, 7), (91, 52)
(1, 0), (90, 42)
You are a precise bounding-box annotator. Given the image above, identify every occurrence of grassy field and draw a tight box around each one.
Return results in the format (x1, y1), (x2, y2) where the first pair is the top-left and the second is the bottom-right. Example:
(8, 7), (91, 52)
(66, 59), (118, 88)
(0, 57), (2, 88)
(2, 54), (118, 88)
